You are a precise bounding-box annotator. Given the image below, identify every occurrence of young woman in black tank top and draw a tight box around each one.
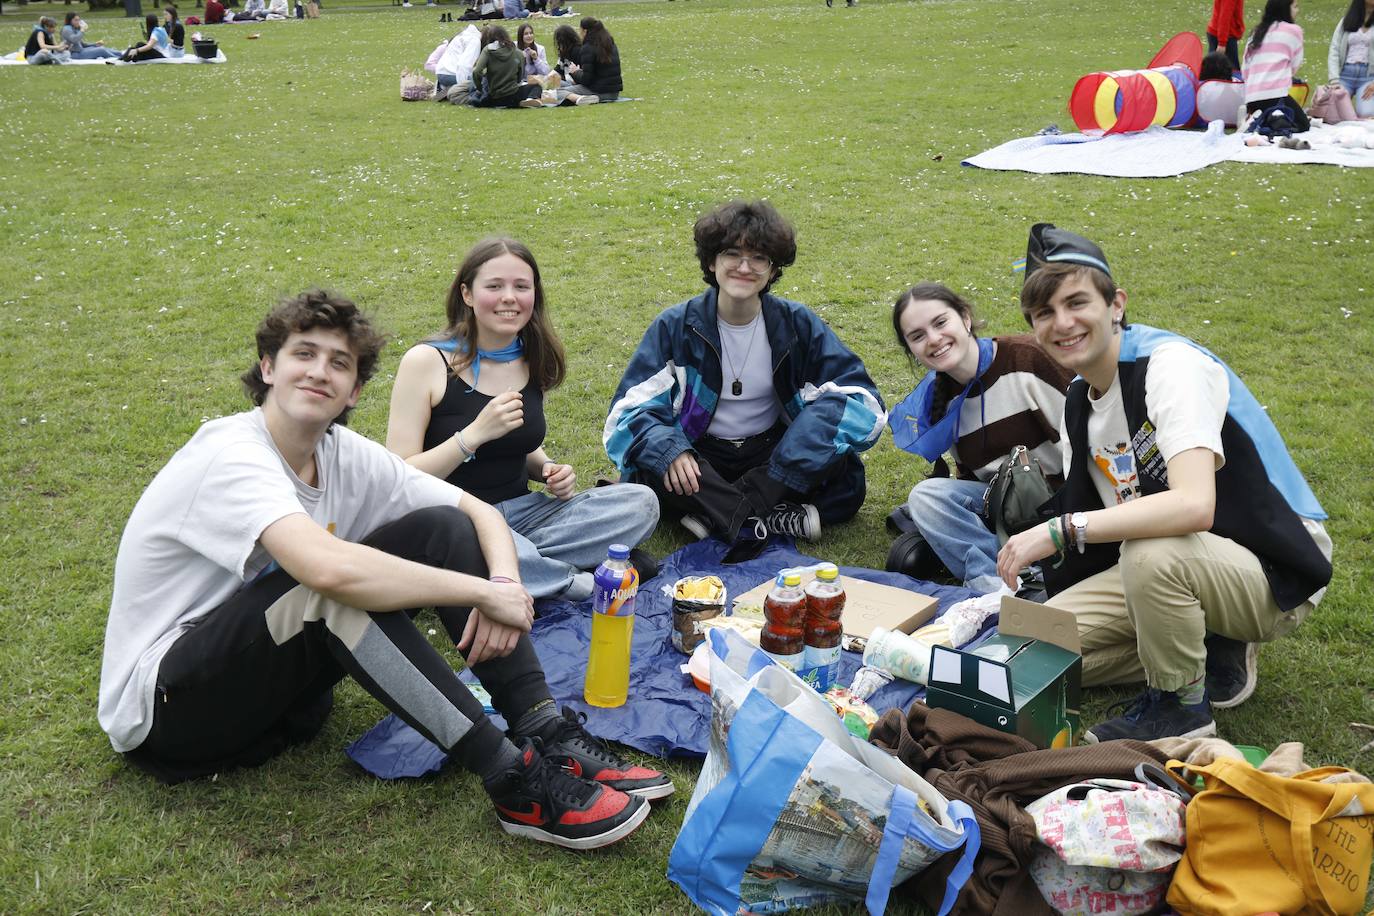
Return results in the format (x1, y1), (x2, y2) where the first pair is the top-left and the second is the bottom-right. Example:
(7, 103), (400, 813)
(386, 237), (660, 601)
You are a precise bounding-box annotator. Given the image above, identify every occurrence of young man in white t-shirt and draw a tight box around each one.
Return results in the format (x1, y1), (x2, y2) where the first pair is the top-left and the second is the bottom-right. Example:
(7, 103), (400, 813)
(997, 225), (1332, 743)
(98, 290), (668, 848)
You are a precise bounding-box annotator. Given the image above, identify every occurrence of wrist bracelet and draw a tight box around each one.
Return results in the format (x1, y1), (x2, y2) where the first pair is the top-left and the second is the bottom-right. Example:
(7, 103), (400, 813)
(1047, 518), (1064, 553)
(1061, 513), (1075, 551)
(456, 430), (477, 463)
(490, 575), (516, 584)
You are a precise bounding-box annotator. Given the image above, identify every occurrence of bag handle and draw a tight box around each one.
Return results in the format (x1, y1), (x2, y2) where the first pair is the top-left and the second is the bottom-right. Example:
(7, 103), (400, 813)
(865, 789), (979, 916)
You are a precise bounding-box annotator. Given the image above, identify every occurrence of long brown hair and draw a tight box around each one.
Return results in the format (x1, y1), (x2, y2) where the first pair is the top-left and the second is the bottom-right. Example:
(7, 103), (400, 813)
(434, 238), (566, 392)
(892, 282), (985, 424)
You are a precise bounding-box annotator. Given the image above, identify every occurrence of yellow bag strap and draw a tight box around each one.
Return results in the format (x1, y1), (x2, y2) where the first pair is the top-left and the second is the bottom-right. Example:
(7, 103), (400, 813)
(1167, 759), (1374, 916)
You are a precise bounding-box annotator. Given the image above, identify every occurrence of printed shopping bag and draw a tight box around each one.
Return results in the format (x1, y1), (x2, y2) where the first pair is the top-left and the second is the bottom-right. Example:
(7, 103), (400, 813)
(1027, 774), (1188, 915)
(668, 629), (979, 915)
(1166, 758), (1374, 915)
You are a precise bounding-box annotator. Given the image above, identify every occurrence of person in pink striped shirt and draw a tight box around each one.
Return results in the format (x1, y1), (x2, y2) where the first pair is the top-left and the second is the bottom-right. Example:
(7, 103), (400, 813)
(1243, 0), (1310, 130)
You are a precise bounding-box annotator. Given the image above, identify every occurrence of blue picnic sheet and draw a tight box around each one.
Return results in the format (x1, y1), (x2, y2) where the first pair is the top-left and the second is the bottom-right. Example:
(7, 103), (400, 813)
(346, 537), (982, 779)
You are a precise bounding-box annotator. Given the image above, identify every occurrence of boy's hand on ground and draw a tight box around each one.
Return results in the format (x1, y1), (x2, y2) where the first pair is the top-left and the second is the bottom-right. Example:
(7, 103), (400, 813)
(664, 452), (700, 495)
(478, 579), (535, 630)
(458, 611), (523, 664)
(996, 525), (1055, 589)
(542, 461), (576, 499)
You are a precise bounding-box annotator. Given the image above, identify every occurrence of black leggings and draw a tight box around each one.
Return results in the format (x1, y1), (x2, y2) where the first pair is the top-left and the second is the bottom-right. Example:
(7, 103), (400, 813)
(125, 506), (551, 783)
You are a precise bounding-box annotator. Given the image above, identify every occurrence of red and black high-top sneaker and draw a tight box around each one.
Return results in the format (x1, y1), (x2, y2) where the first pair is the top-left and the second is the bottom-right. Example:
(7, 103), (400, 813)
(485, 740), (649, 850)
(542, 707), (675, 800)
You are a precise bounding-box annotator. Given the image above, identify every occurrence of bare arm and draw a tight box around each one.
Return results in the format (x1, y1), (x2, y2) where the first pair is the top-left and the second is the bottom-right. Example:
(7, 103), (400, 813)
(997, 447), (1216, 586)
(525, 447), (576, 499)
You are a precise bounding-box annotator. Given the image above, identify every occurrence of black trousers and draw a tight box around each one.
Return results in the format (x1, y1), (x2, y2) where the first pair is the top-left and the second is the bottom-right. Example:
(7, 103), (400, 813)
(125, 506), (551, 783)
(639, 423), (867, 540)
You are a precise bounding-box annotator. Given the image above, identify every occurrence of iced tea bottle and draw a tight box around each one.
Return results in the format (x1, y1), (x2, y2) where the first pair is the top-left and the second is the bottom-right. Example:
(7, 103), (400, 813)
(760, 571), (806, 671)
(804, 563), (845, 690)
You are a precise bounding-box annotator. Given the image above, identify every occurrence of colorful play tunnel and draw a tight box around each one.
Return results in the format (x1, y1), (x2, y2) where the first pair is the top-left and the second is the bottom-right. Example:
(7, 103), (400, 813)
(1068, 32), (1204, 134)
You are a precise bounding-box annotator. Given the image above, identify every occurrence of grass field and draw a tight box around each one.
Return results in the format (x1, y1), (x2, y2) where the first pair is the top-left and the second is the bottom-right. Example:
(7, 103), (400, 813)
(2, 0), (1372, 911)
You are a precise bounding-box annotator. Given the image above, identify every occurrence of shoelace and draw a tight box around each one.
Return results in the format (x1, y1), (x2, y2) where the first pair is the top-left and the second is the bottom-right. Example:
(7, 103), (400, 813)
(552, 711), (628, 770)
(1105, 688), (1162, 722)
(524, 738), (597, 811)
(766, 506), (808, 538)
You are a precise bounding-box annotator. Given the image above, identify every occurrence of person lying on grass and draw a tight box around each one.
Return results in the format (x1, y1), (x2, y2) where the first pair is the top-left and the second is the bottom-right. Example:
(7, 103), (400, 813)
(386, 237), (659, 600)
(605, 199), (886, 563)
(98, 290), (669, 849)
(996, 224), (1332, 744)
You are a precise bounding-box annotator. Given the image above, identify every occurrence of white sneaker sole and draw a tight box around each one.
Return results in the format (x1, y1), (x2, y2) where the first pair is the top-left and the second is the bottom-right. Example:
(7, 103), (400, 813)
(625, 780), (675, 800)
(499, 796), (650, 849)
(1210, 642), (1259, 710)
(800, 503), (821, 541)
(680, 515), (710, 540)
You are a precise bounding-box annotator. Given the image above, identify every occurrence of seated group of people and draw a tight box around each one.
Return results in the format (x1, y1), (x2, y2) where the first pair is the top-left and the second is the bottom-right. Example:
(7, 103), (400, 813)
(439, 18), (620, 107)
(22, 12), (177, 63)
(97, 200), (1333, 853)
(204, 0), (294, 24)
(448, 0), (574, 19)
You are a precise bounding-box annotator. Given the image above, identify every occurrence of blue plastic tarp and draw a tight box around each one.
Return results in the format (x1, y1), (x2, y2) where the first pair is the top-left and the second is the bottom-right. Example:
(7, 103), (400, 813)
(346, 538), (982, 779)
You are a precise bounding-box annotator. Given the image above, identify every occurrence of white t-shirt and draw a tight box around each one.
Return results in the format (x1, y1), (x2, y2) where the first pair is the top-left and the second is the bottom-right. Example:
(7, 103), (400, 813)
(1061, 341), (1331, 602)
(707, 314), (779, 439)
(98, 408), (464, 752)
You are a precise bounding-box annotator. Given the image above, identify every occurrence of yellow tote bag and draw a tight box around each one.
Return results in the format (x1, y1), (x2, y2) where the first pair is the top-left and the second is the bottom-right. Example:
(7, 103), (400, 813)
(1166, 759), (1374, 916)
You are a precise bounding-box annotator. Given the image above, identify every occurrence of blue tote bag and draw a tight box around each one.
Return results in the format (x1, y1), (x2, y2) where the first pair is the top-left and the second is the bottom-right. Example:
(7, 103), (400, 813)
(668, 630), (980, 915)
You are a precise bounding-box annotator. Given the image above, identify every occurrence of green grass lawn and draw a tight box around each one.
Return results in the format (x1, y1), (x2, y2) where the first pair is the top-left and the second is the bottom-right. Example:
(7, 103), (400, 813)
(2, 0), (1371, 911)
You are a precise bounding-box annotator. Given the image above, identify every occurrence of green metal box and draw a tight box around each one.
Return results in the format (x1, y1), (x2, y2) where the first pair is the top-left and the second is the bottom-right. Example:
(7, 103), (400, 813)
(925, 598), (1082, 748)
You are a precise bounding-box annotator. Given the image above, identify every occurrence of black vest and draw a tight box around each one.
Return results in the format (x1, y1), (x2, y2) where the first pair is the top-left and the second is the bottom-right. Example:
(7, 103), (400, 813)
(1044, 346), (1330, 612)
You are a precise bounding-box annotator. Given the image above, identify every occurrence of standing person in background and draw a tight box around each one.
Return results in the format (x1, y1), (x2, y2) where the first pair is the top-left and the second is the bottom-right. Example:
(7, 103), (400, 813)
(606, 199), (885, 563)
(1329, 0), (1374, 115)
(1208, 0), (1246, 73)
(558, 17), (621, 103)
(889, 283), (1073, 595)
(387, 237), (660, 601)
(1243, 0), (1309, 130)
(24, 17), (70, 65)
(61, 13), (122, 60)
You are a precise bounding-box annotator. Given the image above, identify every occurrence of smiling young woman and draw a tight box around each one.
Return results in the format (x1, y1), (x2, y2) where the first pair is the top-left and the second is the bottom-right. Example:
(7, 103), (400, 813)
(887, 282), (1073, 594)
(386, 237), (660, 601)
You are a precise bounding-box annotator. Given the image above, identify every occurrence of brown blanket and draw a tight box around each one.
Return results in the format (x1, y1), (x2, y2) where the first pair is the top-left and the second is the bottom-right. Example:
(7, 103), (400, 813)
(870, 703), (1169, 916)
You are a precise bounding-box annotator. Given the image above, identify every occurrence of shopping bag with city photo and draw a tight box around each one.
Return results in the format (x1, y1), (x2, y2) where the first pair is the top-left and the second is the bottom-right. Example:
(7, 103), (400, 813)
(667, 629), (980, 916)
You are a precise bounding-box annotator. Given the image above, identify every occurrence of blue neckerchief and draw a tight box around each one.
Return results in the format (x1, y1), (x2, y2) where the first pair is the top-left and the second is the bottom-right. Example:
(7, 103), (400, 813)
(889, 337), (996, 461)
(433, 335), (524, 390)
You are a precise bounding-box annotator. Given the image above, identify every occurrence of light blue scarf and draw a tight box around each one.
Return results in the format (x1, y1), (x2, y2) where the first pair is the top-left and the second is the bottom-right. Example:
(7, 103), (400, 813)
(434, 335), (524, 390)
(889, 337), (996, 462)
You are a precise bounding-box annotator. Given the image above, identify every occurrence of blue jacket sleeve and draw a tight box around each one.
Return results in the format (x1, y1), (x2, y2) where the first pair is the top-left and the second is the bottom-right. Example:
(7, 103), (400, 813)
(603, 314), (695, 479)
(769, 308), (887, 492)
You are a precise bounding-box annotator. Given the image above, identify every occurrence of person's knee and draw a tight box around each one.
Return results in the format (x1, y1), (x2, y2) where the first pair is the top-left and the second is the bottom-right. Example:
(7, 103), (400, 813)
(1119, 535), (1197, 591)
(907, 476), (956, 515)
(624, 483), (661, 530)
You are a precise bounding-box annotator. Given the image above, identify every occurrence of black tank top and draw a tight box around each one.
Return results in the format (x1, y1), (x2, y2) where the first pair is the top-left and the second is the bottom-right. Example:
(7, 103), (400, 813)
(421, 346), (546, 505)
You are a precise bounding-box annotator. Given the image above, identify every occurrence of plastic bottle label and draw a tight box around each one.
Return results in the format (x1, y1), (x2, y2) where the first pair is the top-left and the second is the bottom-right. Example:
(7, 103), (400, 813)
(592, 565), (638, 617)
(764, 648), (804, 672)
(802, 645), (841, 690)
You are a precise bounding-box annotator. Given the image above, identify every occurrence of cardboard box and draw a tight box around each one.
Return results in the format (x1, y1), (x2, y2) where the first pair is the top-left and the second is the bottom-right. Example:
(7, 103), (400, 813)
(925, 596), (1082, 749)
(731, 572), (938, 641)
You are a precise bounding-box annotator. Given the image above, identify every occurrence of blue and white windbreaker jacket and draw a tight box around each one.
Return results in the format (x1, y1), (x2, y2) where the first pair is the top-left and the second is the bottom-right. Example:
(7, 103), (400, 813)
(603, 288), (886, 493)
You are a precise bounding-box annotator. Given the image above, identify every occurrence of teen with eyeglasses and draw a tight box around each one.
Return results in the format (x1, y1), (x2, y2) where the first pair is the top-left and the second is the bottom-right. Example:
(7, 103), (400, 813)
(605, 200), (885, 561)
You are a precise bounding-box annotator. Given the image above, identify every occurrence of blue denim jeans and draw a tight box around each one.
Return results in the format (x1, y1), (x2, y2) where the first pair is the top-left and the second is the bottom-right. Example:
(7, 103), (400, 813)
(1340, 61), (1374, 116)
(906, 476), (1003, 594)
(74, 46), (122, 60)
(497, 483), (660, 601)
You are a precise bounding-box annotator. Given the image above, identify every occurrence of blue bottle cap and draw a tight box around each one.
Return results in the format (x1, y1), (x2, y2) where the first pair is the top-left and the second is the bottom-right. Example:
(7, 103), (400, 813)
(608, 544), (630, 560)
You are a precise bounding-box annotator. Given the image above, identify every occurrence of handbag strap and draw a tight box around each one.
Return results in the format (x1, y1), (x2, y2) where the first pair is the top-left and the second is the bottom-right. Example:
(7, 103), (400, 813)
(865, 788), (979, 916)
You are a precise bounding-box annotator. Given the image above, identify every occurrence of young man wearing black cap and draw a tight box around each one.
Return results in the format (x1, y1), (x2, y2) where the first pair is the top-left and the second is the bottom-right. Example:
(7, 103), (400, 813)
(997, 224), (1333, 743)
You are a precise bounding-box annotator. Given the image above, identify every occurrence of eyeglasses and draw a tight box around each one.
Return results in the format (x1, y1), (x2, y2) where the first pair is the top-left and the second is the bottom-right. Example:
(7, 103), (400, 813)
(718, 249), (773, 274)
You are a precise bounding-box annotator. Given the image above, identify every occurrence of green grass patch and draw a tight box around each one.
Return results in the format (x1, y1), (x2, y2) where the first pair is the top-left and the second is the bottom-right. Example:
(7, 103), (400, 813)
(1, 0), (1371, 911)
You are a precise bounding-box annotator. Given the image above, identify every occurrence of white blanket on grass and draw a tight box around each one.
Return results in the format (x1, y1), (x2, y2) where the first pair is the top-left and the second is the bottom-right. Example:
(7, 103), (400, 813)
(1, 50), (227, 65)
(964, 119), (1374, 175)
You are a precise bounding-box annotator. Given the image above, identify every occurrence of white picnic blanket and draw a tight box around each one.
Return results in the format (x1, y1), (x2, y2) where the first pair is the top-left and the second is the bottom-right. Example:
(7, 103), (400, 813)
(964, 119), (1374, 176)
(1, 49), (227, 65)
(962, 122), (1242, 177)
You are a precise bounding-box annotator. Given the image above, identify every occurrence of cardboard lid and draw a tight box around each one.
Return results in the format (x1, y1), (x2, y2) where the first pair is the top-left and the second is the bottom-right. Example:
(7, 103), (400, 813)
(731, 571), (938, 641)
(998, 596), (1082, 653)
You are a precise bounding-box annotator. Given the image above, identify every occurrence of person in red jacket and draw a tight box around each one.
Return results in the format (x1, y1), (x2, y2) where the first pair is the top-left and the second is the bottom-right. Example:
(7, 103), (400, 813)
(205, 0), (226, 23)
(1208, 0), (1245, 72)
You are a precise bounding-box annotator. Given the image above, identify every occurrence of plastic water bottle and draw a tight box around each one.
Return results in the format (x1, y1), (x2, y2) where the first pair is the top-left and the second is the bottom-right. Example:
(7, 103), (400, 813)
(584, 544), (638, 708)
(761, 571), (806, 671)
(803, 563), (845, 690)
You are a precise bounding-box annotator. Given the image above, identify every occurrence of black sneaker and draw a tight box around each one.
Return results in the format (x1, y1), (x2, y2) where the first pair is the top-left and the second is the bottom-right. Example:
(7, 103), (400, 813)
(1205, 634), (1258, 709)
(485, 740), (650, 849)
(1083, 689), (1216, 744)
(542, 708), (675, 800)
(763, 503), (821, 541)
(722, 517), (770, 564)
(628, 548), (660, 582)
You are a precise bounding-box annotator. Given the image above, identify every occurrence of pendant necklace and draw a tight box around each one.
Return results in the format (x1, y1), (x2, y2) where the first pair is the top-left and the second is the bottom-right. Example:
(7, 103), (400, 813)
(720, 313), (762, 397)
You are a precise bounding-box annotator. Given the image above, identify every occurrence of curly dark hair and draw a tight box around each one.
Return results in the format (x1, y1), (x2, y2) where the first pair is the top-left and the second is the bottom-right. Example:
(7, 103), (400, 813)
(240, 289), (386, 427)
(693, 199), (797, 296)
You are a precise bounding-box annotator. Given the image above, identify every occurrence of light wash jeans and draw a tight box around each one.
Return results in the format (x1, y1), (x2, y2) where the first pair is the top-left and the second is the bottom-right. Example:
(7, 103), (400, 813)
(497, 483), (660, 601)
(1339, 61), (1374, 117)
(74, 46), (122, 60)
(907, 476), (1003, 594)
